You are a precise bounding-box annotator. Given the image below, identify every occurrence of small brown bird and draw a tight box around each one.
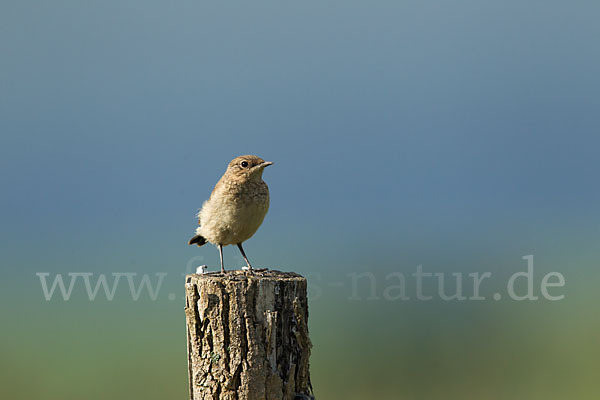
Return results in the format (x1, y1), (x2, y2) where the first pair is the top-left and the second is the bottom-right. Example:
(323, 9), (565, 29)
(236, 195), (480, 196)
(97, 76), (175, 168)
(188, 155), (272, 273)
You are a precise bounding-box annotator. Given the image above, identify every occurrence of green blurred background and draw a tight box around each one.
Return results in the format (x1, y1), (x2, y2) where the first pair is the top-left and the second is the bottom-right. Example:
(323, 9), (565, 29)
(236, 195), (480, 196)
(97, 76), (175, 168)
(1, 0), (599, 399)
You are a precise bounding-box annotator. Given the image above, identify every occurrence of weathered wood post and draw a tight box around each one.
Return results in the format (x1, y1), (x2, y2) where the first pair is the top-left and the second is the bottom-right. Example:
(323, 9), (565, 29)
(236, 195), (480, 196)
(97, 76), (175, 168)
(185, 269), (314, 400)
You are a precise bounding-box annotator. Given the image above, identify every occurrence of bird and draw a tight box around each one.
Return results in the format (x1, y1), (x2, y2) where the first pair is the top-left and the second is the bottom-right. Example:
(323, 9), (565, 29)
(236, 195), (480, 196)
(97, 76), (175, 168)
(188, 155), (272, 273)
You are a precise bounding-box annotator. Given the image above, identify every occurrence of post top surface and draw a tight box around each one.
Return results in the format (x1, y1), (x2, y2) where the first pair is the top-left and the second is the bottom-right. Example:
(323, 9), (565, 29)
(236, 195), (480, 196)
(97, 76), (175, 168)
(185, 268), (306, 284)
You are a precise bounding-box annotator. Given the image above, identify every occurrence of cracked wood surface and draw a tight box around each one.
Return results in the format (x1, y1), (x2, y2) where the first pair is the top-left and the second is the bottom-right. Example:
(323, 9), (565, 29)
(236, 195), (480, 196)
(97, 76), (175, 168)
(185, 270), (313, 400)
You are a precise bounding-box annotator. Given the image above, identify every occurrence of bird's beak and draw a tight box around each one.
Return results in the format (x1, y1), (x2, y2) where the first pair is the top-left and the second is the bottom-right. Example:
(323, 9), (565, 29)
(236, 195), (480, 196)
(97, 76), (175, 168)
(259, 161), (273, 168)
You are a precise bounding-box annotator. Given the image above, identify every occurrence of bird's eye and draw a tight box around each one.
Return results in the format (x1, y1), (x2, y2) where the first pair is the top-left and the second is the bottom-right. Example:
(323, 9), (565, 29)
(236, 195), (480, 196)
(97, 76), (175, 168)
(241, 161), (249, 168)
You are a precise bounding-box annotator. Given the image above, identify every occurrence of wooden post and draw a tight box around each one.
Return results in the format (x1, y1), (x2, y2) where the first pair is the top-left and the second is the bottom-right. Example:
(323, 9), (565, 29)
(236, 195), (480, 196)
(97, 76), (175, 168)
(185, 269), (314, 400)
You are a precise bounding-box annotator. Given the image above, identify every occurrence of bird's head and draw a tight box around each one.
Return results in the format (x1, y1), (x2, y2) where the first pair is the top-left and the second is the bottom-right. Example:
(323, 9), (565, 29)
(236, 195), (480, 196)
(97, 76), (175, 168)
(226, 155), (273, 181)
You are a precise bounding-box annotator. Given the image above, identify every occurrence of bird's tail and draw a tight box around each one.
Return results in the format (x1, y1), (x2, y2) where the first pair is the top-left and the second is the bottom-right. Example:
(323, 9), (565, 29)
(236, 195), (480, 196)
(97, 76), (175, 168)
(188, 234), (207, 247)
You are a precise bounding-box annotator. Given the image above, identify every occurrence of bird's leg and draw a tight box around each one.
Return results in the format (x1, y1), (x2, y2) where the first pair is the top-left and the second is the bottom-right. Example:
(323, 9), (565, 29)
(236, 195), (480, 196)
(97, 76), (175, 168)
(237, 243), (253, 272)
(218, 244), (225, 274)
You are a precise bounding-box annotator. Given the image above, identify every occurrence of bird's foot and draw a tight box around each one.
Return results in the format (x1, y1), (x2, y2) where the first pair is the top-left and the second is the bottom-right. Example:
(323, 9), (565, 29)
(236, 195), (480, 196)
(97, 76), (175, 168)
(241, 265), (255, 275)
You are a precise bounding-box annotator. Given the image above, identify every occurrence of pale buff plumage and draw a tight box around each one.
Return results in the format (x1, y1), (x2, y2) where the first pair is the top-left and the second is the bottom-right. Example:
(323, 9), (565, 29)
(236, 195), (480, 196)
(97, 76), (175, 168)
(188, 155), (272, 273)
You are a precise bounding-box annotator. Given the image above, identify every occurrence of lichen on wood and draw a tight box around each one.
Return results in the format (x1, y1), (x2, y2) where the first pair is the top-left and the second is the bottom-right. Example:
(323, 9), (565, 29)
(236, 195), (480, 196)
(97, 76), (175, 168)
(185, 270), (313, 400)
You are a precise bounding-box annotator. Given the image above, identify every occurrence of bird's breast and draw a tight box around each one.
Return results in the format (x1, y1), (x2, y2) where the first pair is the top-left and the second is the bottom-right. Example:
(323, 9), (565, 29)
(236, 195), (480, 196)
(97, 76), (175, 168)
(198, 180), (269, 245)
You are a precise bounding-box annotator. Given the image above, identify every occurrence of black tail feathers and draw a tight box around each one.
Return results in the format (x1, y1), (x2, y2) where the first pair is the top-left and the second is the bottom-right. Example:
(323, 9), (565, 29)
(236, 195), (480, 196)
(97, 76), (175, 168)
(188, 234), (207, 247)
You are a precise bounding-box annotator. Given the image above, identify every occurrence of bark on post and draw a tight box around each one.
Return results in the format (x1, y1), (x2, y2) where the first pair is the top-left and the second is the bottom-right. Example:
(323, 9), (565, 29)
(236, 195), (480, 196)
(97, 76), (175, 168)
(185, 269), (314, 400)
